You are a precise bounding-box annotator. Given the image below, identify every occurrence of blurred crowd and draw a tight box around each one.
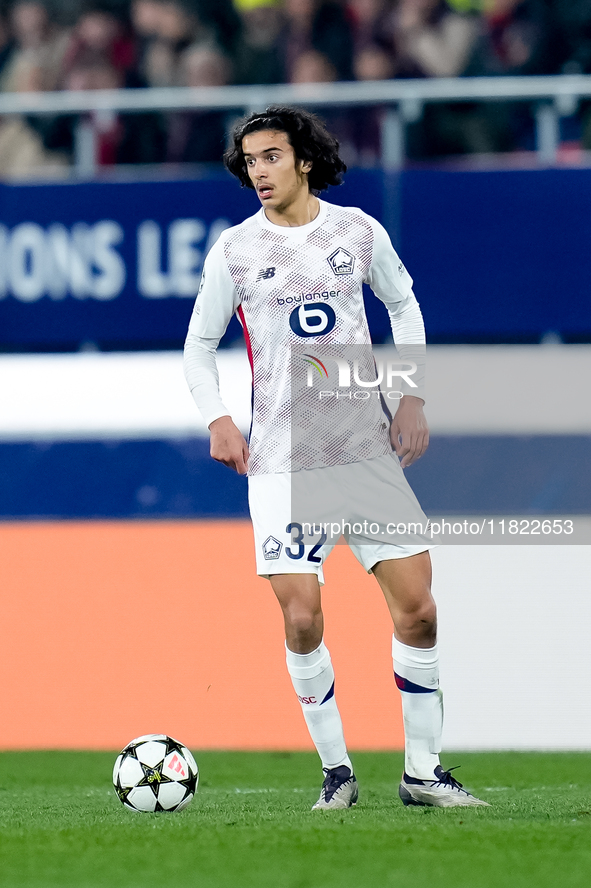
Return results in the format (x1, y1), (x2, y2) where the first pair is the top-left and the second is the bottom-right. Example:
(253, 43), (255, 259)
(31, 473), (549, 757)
(1, 0), (591, 174)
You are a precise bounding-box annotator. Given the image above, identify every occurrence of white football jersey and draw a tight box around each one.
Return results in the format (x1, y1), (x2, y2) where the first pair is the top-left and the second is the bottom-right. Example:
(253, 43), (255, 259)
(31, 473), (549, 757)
(185, 199), (420, 475)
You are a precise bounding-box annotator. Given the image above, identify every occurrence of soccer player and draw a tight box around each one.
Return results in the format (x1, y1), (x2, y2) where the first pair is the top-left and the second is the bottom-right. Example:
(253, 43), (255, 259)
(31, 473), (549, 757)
(184, 106), (487, 809)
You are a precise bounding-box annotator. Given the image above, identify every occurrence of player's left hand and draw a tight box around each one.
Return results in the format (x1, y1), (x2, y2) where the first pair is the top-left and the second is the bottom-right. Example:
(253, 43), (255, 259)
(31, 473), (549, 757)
(390, 396), (429, 468)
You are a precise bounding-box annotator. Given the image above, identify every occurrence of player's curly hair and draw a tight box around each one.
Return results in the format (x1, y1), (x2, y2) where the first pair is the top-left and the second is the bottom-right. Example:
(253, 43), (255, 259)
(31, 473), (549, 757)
(224, 106), (347, 195)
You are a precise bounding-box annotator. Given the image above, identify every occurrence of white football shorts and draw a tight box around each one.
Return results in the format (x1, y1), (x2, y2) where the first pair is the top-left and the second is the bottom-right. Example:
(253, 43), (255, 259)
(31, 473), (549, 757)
(248, 452), (436, 583)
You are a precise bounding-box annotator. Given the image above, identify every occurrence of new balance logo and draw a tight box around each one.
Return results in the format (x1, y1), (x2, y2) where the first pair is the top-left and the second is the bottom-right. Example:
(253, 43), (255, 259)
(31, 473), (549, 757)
(257, 267), (276, 281)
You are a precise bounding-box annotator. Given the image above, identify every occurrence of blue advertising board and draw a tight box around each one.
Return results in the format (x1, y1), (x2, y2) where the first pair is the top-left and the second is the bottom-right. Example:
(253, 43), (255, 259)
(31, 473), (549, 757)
(2, 435), (589, 518)
(0, 174), (253, 349)
(398, 168), (591, 341)
(1, 167), (591, 349)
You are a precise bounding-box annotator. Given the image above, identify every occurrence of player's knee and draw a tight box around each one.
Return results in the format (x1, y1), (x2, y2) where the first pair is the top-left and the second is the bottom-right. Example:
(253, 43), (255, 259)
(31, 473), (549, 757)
(285, 608), (319, 635)
(283, 604), (322, 646)
(397, 601), (437, 644)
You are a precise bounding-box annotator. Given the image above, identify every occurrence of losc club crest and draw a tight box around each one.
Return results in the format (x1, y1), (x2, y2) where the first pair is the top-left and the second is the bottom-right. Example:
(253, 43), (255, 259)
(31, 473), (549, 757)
(327, 247), (355, 276)
(262, 536), (283, 560)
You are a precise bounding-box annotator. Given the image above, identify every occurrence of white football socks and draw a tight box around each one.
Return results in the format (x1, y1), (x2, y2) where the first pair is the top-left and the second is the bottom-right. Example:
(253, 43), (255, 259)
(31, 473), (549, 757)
(285, 641), (353, 773)
(392, 634), (443, 780)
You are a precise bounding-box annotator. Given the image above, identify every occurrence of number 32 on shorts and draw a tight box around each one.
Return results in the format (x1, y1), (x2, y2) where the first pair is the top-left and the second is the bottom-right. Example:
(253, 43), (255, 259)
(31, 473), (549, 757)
(285, 522), (327, 563)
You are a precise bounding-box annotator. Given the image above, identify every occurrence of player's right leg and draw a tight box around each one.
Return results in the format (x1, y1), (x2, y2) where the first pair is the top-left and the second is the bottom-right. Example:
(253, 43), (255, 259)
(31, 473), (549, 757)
(248, 472), (357, 810)
(270, 573), (358, 810)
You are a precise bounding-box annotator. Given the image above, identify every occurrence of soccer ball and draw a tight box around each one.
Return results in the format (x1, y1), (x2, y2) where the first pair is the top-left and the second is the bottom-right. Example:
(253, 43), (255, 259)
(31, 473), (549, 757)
(113, 734), (198, 812)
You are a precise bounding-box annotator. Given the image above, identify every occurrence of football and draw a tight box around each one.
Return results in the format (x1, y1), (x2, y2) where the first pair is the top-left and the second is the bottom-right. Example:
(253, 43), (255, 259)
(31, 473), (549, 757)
(113, 734), (198, 812)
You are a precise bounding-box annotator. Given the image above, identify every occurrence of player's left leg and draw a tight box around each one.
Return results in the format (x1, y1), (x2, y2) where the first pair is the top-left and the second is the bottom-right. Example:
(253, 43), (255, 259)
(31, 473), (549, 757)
(372, 552), (441, 778)
(372, 553), (489, 807)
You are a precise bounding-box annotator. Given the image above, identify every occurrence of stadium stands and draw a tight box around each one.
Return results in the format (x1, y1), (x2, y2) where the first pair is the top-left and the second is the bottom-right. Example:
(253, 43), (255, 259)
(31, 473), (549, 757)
(2, 1), (591, 175)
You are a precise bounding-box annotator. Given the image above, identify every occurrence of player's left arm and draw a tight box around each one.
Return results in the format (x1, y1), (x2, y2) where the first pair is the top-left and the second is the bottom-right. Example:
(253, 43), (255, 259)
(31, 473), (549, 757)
(362, 213), (429, 468)
(389, 393), (429, 469)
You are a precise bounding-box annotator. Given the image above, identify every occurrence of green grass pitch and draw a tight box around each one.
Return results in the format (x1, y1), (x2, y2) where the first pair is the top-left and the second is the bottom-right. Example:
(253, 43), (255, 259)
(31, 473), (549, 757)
(1, 751), (590, 888)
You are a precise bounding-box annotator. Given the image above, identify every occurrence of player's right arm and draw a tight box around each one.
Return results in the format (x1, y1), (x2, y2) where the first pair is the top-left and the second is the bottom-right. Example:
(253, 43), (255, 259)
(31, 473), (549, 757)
(183, 235), (249, 475)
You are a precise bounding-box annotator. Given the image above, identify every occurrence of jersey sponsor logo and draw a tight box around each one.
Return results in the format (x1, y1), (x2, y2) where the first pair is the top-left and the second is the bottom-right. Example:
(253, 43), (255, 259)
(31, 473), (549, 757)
(277, 289), (339, 306)
(256, 267), (276, 281)
(327, 247), (355, 276)
(262, 535), (282, 560)
(289, 302), (336, 338)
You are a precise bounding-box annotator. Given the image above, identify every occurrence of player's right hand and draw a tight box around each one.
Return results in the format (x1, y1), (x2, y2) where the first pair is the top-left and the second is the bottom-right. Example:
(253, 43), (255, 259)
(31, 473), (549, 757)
(209, 415), (249, 475)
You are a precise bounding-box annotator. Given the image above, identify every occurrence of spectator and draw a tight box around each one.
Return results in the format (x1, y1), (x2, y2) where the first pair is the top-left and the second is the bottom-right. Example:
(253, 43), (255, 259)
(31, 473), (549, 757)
(347, 0), (396, 164)
(548, 1), (591, 74)
(233, 0), (283, 85)
(352, 42), (396, 165)
(180, 40), (230, 84)
(130, 0), (163, 38)
(0, 0), (69, 93)
(0, 3), (13, 80)
(279, 0), (355, 83)
(195, 0), (241, 57)
(166, 44), (230, 162)
(393, 0), (479, 79)
(41, 55), (165, 165)
(458, 1), (556, 155)
(131, 0), (239, 86)
(465, 1), (554, 77)
(60, 1), (138, 86)
(382, 1), (514, 159)
(291, 47), (337, 81)
(131, 0), (209, 87)
(0, 112), (69, 175)
(65, 57), (127, 165)
(347, 0), (396, 56)
(285, 45), (361, 165)
(354, 43), (395, 80)
(0, 2), (70, 177)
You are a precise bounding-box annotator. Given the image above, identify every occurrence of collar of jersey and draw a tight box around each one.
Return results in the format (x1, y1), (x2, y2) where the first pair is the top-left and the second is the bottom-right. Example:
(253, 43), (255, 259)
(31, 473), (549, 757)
(257, 199), (328, 241)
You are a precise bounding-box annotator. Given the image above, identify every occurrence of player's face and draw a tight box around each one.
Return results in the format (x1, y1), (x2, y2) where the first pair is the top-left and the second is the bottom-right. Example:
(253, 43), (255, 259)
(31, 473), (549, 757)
(242, 130), (312, 211)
